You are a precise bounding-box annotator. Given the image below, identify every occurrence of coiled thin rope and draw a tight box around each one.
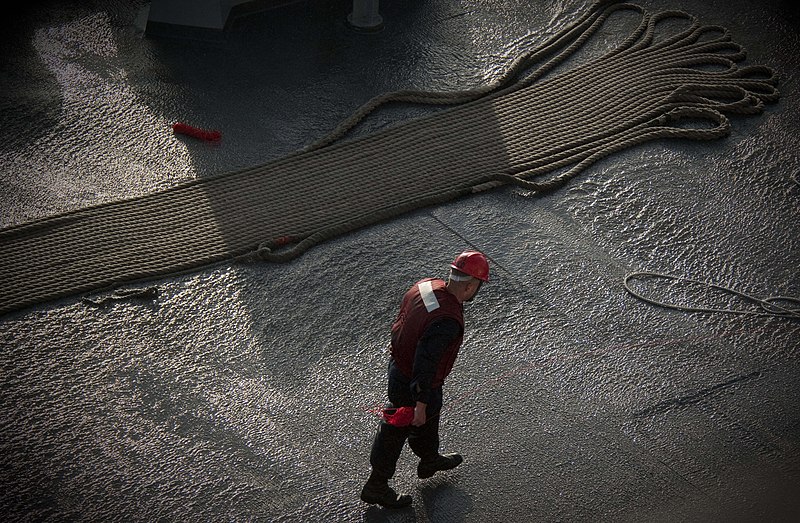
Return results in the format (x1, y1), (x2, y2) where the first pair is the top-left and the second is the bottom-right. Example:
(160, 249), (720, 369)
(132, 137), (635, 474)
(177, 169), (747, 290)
(624, 272), (800, 320)
(0, 1), (780, 315)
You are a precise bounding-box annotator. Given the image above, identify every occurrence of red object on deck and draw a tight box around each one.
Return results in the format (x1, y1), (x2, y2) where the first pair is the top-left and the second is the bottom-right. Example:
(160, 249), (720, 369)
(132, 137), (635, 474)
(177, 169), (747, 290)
(172, 122), (222, 142)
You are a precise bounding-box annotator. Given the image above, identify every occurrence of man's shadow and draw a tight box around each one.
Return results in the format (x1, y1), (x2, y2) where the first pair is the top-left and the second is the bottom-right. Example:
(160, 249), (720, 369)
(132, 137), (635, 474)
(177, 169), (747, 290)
(362, 478), (473, 522)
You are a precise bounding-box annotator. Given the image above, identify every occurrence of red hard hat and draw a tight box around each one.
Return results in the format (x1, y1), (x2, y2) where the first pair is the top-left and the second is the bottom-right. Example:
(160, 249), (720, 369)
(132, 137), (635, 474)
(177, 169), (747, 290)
(450, 251), (490, 282)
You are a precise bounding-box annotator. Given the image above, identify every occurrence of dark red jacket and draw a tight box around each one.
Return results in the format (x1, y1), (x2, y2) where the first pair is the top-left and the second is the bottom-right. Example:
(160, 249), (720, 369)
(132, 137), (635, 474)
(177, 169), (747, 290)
(390, 278), (464, 389)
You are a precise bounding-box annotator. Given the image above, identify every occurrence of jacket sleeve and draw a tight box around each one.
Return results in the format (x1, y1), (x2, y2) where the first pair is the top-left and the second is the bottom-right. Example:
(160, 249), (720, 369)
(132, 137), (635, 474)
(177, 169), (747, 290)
(410, 317), (462, 404)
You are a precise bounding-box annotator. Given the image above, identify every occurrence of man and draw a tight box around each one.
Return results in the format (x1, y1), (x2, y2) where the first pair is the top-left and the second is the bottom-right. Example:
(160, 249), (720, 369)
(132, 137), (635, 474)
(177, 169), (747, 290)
(360, 250), (490, 509)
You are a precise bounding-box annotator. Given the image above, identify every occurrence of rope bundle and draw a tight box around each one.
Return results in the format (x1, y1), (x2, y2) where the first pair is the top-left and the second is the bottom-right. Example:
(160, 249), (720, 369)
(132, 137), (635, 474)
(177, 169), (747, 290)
(0, 1), (779, 315)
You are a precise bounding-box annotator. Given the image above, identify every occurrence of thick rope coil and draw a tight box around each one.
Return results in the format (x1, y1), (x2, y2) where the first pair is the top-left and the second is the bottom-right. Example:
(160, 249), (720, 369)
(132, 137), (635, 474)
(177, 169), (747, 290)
(0, 1), (781, 315)
(624, 272), (800, 320)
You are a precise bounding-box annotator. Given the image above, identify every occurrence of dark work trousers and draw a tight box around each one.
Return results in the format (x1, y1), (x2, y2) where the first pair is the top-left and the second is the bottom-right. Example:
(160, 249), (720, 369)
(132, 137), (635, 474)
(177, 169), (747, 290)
(369, 359), (444, 481)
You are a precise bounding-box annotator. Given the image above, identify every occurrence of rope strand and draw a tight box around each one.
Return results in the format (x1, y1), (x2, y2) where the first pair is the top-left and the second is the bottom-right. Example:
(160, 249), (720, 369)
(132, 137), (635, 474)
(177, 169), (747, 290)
(623, 272), (800, 320)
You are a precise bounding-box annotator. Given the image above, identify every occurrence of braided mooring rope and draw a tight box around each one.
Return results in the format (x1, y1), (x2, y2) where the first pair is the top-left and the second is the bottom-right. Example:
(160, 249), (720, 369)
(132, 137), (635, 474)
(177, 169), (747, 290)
(0, 0), (779, 315)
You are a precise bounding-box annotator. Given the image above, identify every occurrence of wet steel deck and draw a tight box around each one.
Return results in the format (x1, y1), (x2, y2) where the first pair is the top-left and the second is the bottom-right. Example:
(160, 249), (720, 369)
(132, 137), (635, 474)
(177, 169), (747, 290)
(1, 0), (798, 520)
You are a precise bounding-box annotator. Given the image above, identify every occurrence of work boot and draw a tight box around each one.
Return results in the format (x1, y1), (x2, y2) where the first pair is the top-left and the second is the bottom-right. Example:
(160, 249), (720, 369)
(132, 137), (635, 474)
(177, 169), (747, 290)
(360, 480), (412, 509)
(417, 453), (463, 479)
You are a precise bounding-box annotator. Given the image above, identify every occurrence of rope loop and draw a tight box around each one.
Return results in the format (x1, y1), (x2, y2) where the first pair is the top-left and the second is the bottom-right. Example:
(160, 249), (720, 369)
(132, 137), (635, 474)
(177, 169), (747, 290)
(689, 25), (732, 45)
(687, 39), (743, 60)
(650, 106), (731, 139)
(667, 84), (763, 114)
(627, 9), (697, 53)
(624, 272), (800, 320)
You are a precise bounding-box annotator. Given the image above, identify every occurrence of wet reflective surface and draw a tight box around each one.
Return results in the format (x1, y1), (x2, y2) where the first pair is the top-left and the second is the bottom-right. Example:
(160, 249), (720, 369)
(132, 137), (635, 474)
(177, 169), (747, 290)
(1, 0), (799, 520)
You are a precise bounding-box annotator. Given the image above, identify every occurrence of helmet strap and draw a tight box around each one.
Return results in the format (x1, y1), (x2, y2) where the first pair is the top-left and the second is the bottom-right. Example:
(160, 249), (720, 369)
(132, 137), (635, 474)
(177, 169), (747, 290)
(449, 269), (472, 282)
